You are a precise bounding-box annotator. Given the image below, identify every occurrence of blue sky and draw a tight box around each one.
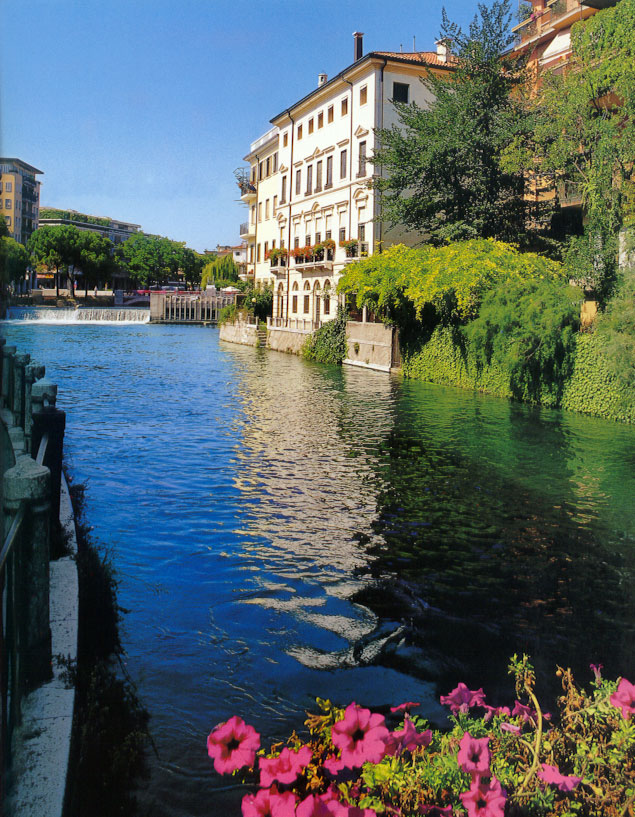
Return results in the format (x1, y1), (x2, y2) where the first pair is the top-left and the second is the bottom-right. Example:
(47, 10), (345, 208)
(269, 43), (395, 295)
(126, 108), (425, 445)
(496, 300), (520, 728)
(2, 0), (480, 252)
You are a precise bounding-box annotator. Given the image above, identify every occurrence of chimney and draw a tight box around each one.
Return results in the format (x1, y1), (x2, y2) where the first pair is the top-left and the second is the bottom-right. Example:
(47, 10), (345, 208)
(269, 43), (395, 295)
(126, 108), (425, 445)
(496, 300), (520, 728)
(318, 73), (328, 87)
(435, 38), (450, 63)
(353, 31), (364, 62)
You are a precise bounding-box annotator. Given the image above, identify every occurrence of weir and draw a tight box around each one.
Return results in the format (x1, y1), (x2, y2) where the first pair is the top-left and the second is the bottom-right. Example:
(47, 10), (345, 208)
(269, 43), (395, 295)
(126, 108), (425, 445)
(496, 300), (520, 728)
(4, 307), (150, 324)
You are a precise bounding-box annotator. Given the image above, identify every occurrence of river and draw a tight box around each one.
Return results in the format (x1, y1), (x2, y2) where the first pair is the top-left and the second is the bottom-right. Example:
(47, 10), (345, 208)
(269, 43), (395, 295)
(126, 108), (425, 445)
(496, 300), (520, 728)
(1, 319), (634, 816)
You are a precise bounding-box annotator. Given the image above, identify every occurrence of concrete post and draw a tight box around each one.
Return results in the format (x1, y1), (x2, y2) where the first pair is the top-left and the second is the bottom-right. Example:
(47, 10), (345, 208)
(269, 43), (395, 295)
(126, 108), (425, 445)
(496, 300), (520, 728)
(24, 364), (46, 453)
(3, 456), (52, 691)
(2, 346), (16, 410)
(12, 353), (31, 429)
(31, 406), (65, 552)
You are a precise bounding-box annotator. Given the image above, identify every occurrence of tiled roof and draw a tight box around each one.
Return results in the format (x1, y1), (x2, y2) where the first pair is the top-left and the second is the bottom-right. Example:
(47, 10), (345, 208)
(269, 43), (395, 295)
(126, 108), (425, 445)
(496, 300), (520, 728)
(373, 50), (458, 67)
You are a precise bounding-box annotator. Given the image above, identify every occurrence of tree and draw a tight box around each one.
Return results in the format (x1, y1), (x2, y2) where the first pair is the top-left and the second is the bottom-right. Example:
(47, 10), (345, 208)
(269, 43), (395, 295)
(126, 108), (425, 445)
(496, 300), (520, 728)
(201, 254), (239, 289)
(0, 236), (30, 291)
(531, 0), (635, 300)
(76, 232), (115, 296)
(373, 0), (538, 246)
(117, 233), (202, 288)
(27, 225), (82, 297)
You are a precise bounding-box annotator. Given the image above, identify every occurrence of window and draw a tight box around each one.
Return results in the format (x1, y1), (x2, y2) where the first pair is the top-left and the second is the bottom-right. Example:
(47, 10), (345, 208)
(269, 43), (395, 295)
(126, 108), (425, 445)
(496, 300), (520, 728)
(341, 97), (348, 116)
(318, 112), (323, 129)
(315, 232), (321, 245)
(305, 235), (311, 247)
(5, 182), (11, 192)
(5, 216), (10, 226)
(305, 165), (313, 195)
(392, 82), (409, 103)
(272, 240), (276, 249)
(308, 118), (314, 134)
(273, 195), (278, 212)
(327, 105), (334, 123)
(325, 230), (332, 240)
(294, 237), (300, 248)
(257, 244), (261, 262)
(281, 176), (287, 203)
(295, 169), (301, 195)
(264, 241), (268, 255)
(266, 157), (271, 176)
(360, 85), (367, 105)
(340, 149), (347, 179)
(265, 199), (270, 219)
(292, 294), (298, 312)
(358, 224), (366, 240)
(251, 166), (256, 183)
(273, 152), (278, 172)
(258, 202), (262, 222)
(326, 155), (333, 188)
(3, 199), (8, 209)
(251, 204), (256, 223)
(298, 124), (303, 140)
(315, 160), (322, 192)
(259, 160), (264, 180)
(358, 141), (367, 177)
(283, 132), (289, 147)
(339, 227), (346, 243)
(304, 294), (310, 313)
(324, 293), (330, 315)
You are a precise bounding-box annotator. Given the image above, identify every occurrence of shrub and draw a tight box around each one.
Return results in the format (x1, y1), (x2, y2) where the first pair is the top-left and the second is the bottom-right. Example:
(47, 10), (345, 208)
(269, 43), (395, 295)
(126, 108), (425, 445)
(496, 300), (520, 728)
(302, 306), (348, 365)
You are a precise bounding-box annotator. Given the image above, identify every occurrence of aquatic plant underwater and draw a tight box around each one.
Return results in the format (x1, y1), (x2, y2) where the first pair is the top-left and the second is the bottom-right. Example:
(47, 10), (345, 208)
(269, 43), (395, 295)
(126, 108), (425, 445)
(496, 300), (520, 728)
(207, 656), (635, 816)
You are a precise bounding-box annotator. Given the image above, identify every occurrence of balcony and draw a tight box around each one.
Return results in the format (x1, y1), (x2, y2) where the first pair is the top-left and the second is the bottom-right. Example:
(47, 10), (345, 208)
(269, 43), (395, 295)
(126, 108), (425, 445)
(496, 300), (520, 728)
(269, 255), (288, 275)
(240, 221), (255, 239)
(342, 242), (369, 262)
(239, 181), (257, 203)
(293, 248), (335, 273)
(512, 0), (591, 48)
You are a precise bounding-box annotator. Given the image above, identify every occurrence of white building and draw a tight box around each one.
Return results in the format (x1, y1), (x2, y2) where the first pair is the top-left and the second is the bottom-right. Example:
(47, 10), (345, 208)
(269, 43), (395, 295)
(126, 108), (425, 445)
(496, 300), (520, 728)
(238, 33), (454, 326)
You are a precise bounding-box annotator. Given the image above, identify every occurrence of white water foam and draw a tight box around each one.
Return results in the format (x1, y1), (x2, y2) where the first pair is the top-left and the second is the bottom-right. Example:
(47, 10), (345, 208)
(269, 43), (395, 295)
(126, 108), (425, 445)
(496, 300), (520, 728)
(3, 307), (150, 324)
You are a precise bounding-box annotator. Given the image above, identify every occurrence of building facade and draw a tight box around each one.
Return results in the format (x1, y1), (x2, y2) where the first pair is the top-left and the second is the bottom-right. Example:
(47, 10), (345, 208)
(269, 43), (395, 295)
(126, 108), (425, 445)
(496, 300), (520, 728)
(238, 34), (454, 326)
(38, 208), (141, 244)
(0, 158), (43, 246)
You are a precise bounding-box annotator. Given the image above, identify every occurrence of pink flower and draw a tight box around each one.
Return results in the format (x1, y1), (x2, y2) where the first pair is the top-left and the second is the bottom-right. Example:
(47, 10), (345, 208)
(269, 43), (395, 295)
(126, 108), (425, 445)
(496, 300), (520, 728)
(324, 754), (346, 775)
(385, 717), (432, 756)
(390, 701), (421, 713)
(242, 787), (297, 817)
(590, 663), (603, 683)
(207, 715), (260, 774)
(460, 776), (506, 817)
(259, 745), (312, 787)
(610, 678), (635, 720)
(482, 705), (510, 722)
(537, 764), (582, 792)
(500, 722), (521, 735)
(331, 703), (390, 768)
(511, 701), (535, 723)
(296, 794), (346, 817)
(440, 683), (486, 715)
(457, 733), (490, 777)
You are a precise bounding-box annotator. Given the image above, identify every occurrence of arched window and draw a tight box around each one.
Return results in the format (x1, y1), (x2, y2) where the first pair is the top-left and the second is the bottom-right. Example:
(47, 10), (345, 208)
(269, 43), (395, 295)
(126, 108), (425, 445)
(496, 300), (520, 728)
(323, 280), (331, 316)
(292, 281), (299, 313)
(303, 280), (311, 314)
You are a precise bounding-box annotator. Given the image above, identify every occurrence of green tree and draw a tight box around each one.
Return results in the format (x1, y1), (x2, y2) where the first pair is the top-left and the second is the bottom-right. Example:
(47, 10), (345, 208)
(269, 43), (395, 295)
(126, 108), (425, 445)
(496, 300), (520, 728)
(201, 254), (239, 289)
(373, 0), (537, 245)
(117, 233), (202, 288)
(242, 282), (272, 322)
(531, 0), (635, 300)
(28, 224), (82, 297)
(0, 236), (30, 291)
(76, 232), (115, 296)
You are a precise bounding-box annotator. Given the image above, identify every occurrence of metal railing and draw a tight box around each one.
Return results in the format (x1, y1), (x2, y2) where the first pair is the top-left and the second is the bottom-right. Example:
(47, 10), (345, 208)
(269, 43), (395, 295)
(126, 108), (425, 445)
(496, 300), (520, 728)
(267, 317), (322, 332)
(0, 339), (65, 803)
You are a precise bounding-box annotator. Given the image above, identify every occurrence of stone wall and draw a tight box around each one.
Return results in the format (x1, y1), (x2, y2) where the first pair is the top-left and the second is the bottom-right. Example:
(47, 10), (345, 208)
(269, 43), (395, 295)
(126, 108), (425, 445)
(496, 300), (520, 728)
(343, 321), (398, 372)
(267, 327), (311, 355)
(219, 321), (259, 347)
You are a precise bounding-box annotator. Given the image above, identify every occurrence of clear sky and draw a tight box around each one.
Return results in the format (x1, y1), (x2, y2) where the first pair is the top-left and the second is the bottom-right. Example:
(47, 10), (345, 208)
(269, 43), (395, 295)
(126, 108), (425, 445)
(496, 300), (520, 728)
(1, 0), (480, 253)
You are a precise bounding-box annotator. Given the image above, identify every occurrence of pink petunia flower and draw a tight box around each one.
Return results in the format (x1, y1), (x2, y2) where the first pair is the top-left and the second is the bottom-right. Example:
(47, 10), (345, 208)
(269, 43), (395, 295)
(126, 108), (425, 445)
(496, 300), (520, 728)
(259, 745), (313, 788)
(390, 701), (421, 713)
(460, 776), (506, 817)
(482, 705), (511, 722)
(331, 703), (390, 768)
(440, 683), (486, 715)
(457, 733), (491, 777)
(610, 677), (635, 720)
(242, 787), (297, 817)
(385, 716), (432, 756)
(511, 701), (536, 723)
(324, 753), (346, 775)
(537, 764), (582, 792)
(500, 722), (521, 735)
(296, 793), (346, 817)
(207, 715), (260, 774)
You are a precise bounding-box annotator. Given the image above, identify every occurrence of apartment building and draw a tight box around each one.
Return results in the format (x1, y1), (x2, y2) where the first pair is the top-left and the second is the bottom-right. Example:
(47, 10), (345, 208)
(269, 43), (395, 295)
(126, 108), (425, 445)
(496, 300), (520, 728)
(38, 208), (141, 245)
(0, 158), (43, 246)
(238, 33), (455, 326)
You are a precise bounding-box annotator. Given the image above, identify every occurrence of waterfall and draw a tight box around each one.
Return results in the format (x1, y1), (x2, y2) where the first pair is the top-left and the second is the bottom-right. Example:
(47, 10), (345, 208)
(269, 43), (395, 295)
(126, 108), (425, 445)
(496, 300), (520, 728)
(3, 307), (150, 324)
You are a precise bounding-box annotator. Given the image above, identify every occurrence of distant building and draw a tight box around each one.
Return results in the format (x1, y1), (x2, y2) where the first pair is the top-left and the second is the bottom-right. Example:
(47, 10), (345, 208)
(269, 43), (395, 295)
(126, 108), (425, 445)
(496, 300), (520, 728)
(0, 158), (43, 246)
(215, 243), (247, 276)
(38, 208), (141, 244)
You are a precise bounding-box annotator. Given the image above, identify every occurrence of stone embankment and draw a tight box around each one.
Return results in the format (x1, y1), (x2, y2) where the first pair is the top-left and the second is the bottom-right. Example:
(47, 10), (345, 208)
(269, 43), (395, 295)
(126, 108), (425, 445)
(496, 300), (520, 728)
(0, 340), (77, 817)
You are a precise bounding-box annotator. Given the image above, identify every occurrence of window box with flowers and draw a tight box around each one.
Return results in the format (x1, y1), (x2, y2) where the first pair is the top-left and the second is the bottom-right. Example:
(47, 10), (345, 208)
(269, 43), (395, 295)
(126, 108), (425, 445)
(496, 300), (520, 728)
(292, 245), (313, 265)
(265, 247), (288, 269)
(323, 238), (336, 261)
(340, 239), (359, 258)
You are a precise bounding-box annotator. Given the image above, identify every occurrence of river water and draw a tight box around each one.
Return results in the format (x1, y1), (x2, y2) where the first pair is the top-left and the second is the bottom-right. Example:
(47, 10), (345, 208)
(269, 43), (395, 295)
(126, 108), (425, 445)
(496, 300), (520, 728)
(2, 320), (634, 816)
